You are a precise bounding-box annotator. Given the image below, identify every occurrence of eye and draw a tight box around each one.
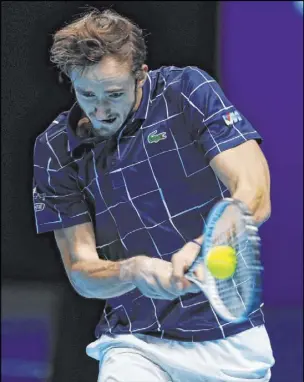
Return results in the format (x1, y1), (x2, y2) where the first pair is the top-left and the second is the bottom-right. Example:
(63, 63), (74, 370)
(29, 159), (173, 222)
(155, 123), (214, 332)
(80, 92), (95, 98)
(109, 92), (124, 99)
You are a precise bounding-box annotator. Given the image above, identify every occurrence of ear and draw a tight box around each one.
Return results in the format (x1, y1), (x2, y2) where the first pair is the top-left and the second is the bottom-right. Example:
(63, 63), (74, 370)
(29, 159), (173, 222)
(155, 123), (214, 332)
(137, 64), (149, 88)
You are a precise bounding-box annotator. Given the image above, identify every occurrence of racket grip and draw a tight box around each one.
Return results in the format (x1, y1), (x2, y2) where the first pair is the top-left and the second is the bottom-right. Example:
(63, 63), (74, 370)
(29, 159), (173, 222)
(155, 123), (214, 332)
(186, 240), (203, 275)
(186, 256), (202, 275)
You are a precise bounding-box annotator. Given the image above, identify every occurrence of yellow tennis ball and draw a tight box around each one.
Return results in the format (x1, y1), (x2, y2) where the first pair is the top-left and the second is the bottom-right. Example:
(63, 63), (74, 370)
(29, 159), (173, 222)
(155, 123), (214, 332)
(206, 246), (237, 280)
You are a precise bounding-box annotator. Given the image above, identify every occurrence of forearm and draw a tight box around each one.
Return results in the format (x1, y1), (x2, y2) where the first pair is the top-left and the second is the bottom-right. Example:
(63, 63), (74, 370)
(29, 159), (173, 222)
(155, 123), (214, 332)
(71, 257), (137, 299)
(191, 188), (270, 246)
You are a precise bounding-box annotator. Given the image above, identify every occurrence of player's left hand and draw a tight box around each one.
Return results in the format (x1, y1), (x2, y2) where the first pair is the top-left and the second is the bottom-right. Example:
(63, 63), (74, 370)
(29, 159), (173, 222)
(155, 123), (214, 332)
(170, 237), (205, 294)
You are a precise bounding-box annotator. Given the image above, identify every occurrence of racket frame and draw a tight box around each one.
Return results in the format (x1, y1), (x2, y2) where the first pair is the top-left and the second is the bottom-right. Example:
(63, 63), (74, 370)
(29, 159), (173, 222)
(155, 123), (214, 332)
(185, 198), (263, 323)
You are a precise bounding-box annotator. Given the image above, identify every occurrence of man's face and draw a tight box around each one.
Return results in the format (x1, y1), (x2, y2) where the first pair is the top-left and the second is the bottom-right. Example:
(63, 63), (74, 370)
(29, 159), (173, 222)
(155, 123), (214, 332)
(70, 56), (140, 137)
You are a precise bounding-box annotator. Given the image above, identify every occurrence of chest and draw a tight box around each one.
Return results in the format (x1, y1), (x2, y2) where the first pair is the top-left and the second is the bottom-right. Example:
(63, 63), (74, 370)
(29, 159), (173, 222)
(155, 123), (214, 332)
(80, 118), (218, 200)
(75, 119), (222, 253)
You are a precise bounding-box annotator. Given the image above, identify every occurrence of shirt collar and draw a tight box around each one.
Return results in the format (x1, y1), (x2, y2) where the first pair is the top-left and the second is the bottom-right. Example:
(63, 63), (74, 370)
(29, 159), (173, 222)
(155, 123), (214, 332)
(66, 72), (153, 154)
(130, 72), (152, 121)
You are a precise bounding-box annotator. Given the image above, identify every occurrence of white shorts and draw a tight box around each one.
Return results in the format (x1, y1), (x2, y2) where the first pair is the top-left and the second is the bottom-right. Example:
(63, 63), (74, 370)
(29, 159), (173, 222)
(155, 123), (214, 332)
(86, 325), (275, 382)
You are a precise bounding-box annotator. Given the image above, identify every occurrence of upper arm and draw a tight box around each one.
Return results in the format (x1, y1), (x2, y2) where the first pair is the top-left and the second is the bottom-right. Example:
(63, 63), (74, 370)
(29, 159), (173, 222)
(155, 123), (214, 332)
(33, 133), (98, 296)
(33, 136), (91, 234)
(209, 140), (270, 195)
(54, 222), (99, 295)
(181, 67), (262, 163)
(210, 140), (271, 223)
(181, 68), (271, 219)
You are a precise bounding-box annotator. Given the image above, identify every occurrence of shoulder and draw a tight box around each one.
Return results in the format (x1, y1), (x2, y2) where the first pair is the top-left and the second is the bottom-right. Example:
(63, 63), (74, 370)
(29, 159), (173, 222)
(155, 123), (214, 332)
(149, 65), (185, 85)
(149, 66), (215, 94)
(34, 110), (72, 169)
(180, 66), (217, 93)
(35, 110), (69, 146)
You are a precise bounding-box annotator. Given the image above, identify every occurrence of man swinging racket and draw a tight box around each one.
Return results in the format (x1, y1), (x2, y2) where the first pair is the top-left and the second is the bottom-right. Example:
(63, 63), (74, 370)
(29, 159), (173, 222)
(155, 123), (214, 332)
(33, 8), (275, 382)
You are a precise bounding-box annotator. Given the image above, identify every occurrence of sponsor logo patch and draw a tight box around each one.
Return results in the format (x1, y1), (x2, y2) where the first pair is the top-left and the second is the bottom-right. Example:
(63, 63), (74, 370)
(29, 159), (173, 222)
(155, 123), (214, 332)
(222, 111), (242, 126)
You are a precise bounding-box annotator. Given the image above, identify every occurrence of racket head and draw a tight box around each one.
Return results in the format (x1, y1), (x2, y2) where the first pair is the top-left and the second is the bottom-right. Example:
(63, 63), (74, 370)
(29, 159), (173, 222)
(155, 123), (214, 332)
(189, 198), (263, 323)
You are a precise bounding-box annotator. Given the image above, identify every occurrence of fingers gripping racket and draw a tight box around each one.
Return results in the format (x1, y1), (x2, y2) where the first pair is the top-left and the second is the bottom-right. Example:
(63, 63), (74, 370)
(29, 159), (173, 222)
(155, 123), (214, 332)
(185, 198), (263, 323)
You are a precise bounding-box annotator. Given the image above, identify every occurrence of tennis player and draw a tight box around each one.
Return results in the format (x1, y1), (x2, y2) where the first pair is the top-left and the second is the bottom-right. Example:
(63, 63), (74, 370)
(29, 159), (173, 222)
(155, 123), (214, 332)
(33, 8), (275, 381)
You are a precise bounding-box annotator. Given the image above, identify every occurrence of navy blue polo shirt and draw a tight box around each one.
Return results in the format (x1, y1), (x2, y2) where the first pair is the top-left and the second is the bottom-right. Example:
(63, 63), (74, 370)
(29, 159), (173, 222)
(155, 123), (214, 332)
(33, 66), (265, 342)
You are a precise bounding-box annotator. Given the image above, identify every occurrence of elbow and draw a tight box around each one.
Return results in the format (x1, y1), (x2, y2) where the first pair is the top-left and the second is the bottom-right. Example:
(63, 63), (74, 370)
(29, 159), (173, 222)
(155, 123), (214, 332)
(70, 265), (94, 299)
(75, 288), (93, 299)
(264, 201), (271, 221)
(255, 197), (271, 226)
(259, 186), (271, 222)
(233, 184), (271, 226)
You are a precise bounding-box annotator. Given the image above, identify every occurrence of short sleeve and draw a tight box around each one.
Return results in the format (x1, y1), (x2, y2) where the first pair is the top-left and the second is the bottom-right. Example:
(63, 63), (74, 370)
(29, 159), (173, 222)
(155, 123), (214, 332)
(33, 136), (91, 234)
(181, 67), (262, 163)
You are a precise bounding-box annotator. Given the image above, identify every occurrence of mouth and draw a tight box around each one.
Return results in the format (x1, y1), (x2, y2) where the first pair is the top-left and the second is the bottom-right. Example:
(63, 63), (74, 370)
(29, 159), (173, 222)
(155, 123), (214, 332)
(101, 117), (117, 125)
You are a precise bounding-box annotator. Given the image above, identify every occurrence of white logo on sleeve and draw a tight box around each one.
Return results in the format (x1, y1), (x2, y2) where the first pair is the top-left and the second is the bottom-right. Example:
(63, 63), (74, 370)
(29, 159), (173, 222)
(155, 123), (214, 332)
(33, 186), (46, 212)
(34, 203), (45, 212)
(222, 111), (242, 126)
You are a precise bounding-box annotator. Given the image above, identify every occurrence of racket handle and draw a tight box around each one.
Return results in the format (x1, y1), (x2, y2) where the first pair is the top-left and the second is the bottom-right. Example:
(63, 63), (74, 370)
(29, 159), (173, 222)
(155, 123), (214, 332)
(185, 240), (203, 275)
(186, 255), (202, 275)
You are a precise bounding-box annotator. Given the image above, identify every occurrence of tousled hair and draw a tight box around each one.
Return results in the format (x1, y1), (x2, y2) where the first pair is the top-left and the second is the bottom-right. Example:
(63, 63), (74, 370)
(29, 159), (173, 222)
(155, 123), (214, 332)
(50, 8), (147, 80)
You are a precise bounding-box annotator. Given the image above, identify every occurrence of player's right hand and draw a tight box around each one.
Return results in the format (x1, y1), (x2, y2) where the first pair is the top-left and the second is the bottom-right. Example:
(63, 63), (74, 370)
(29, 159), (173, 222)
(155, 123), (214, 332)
(121, 256), (191, 300)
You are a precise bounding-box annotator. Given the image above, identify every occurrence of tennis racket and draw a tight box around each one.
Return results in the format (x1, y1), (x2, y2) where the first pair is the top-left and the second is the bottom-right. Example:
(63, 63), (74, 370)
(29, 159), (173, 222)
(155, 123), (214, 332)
(185, 198), (263, 323)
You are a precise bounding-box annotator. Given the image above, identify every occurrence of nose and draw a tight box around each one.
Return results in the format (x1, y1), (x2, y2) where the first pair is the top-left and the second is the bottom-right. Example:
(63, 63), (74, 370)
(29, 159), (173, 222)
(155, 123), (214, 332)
(94, 105), (112, 121)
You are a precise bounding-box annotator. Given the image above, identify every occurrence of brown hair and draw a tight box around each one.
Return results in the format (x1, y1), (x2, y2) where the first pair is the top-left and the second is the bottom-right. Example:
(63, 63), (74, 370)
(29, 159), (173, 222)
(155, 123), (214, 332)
(50, 8), (147, 80)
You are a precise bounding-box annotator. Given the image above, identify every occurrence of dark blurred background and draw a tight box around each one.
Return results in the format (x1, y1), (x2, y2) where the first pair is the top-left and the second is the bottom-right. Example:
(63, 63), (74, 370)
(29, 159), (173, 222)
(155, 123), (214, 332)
(1, 1), (303, 381)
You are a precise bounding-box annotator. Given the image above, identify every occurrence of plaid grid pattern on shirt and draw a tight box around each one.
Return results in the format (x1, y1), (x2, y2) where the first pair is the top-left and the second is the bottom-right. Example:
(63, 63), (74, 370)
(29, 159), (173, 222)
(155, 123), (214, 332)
(33, 66), (265, 342)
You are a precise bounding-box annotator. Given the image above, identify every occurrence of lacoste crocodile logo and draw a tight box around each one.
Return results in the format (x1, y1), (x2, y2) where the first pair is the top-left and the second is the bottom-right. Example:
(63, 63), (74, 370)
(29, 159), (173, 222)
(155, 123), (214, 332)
(147, 130), (167, 144)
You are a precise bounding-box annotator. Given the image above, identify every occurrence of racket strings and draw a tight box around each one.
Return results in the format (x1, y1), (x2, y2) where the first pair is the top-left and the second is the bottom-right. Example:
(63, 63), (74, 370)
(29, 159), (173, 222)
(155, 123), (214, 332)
(209, 209), (260, 318)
